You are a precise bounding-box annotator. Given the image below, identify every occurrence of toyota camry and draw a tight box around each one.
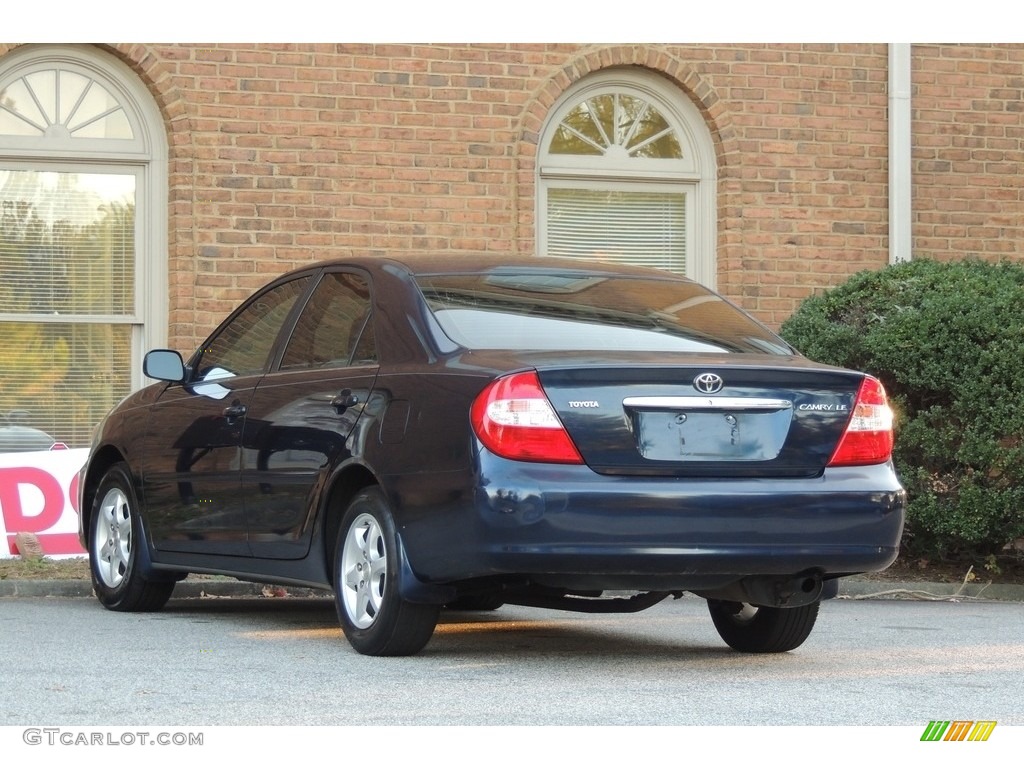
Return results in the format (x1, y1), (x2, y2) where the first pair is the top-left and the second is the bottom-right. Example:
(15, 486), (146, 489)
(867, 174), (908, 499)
(77, 254), (906, 656)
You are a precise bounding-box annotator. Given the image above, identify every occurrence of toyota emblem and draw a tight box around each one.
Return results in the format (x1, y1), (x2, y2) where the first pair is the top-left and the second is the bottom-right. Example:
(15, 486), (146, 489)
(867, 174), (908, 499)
(693, 373), (724, 394)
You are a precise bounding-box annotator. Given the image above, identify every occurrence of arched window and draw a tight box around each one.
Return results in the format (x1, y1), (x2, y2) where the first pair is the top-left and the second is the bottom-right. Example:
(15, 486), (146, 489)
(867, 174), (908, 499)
(0, 46), (167, 448)
(537, 70), (717, 287)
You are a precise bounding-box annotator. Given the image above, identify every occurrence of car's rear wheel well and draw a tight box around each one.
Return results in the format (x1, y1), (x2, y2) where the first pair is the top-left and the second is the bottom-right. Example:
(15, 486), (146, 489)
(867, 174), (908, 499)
(322, 465), (379, 587)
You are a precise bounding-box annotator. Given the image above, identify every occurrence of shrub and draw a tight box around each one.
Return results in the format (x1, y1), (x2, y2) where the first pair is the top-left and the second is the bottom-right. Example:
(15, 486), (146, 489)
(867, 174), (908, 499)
(780, 259), (1024, 560)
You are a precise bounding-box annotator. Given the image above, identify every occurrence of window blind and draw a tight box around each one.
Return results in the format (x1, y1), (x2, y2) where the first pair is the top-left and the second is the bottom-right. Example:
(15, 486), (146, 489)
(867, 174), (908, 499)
(546, 187), (686, 274)
(0, 169), (137, 448)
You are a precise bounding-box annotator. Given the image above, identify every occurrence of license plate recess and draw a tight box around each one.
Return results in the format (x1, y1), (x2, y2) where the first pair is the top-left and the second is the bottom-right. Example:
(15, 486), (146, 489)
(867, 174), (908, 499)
(624, 397), (793, 463)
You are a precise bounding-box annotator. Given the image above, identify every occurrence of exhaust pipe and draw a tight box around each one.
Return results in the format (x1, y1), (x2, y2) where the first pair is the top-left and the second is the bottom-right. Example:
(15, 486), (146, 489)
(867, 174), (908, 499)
(697, 571), (824, 608)
(740, 572), (823, 608)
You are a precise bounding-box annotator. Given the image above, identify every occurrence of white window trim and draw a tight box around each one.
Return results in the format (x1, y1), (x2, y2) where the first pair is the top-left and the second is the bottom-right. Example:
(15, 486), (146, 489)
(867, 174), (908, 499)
(537, 70), (717, 288)
(0, 45), (168, 391)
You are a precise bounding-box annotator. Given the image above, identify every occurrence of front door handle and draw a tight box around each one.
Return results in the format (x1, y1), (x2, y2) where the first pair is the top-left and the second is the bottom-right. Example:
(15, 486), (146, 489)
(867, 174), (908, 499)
(223, 402), (247, 424)
(331, 389), (359, 414)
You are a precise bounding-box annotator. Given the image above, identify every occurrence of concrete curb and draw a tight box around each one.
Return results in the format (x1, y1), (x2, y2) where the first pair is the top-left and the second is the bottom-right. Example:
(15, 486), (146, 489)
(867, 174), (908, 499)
(836, 577), (1024, 602)
(1, 577), (1021, 601)
(0, 579), (331, 600)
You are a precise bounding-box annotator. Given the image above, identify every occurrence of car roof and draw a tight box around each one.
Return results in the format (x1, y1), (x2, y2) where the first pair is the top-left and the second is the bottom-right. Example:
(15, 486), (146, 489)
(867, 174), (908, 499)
(299, 253), (695, 282)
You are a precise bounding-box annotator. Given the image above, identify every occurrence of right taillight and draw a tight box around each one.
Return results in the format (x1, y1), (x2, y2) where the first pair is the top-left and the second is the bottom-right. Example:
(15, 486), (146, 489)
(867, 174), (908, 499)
(827, 376), (895, 467)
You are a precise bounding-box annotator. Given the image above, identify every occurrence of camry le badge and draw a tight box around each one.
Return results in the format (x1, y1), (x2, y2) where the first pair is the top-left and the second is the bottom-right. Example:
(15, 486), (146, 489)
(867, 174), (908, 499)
(693, 373), (724, 394)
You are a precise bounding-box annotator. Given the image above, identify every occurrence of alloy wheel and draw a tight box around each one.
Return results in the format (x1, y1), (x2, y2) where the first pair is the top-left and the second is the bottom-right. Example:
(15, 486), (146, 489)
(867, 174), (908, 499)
(340, 512), (388, 629)
(93, 487), (133, 588)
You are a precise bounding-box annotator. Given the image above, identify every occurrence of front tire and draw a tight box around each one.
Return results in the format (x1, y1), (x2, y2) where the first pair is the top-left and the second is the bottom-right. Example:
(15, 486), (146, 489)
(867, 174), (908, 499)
(707, 599), (819, 653)
(88, 463), (174, 612)
(334, 487), (439, 656)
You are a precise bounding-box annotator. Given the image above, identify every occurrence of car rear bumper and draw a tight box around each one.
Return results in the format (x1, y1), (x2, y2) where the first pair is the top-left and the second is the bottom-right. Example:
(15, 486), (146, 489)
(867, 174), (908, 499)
(392, 454), (906, 590)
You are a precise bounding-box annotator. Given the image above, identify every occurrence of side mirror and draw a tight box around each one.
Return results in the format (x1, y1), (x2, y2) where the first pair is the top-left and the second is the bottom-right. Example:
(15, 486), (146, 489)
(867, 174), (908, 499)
(144, 349), (186, 382)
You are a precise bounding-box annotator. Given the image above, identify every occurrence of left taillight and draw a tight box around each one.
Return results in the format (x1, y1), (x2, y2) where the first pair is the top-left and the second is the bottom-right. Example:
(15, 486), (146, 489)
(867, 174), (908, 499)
(471, 371), (584, 464)
(827, 376), (895, 467)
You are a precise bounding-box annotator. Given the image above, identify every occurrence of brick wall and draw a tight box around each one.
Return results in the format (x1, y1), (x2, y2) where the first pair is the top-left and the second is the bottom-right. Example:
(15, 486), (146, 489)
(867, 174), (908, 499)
(692, 44), (891, 327)
(911, 44), (1024, 262)
(2, 42), (1022, 349)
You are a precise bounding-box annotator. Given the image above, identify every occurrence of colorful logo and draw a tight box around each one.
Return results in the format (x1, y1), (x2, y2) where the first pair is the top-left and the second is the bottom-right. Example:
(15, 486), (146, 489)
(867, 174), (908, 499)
(921, 721), (997, 742)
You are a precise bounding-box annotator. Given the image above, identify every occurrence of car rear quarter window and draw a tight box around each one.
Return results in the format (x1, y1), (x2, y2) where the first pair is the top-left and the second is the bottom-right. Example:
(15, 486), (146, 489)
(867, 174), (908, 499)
(415, 271), (792, 355)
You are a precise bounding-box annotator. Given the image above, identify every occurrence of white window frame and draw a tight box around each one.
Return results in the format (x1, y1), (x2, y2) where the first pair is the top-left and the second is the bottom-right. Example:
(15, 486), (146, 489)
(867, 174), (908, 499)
(0, 45), (168, 392)
(538, 70), (717, 288)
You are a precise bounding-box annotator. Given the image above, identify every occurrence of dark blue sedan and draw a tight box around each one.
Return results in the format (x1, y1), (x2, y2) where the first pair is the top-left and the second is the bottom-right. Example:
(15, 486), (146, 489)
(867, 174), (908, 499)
(77, 255), (905, 655)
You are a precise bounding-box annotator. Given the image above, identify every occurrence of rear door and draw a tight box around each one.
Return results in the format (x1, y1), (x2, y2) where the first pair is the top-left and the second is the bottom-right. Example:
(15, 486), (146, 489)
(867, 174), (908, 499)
(241, 270), (380, 559)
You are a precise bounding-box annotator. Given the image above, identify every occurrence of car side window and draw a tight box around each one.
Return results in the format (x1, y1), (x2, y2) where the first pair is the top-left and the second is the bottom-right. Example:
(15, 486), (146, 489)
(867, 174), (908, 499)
(280, 272), (377, 370)
(196, 277), (310, 379)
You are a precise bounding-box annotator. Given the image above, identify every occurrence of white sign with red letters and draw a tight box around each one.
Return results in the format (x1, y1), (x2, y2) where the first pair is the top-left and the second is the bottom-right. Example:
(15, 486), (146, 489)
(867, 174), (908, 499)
(0, 448), (88, 558)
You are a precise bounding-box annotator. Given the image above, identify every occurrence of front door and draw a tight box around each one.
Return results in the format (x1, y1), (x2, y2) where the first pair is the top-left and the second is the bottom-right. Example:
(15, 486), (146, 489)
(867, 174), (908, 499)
(141, 275), (312, 555)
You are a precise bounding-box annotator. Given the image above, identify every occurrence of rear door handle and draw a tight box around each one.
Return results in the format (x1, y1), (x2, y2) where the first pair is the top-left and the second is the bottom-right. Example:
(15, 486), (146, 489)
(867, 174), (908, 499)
(331, 389), (360, 414)
(223, 402), (247, 424)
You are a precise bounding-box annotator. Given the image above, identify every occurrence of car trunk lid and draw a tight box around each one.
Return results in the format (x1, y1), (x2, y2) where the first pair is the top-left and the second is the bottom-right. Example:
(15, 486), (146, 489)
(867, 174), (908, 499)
(536, 362), (866, 478)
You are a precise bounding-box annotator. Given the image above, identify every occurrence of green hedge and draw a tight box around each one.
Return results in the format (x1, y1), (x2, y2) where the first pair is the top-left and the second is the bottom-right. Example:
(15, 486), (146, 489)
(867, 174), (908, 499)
(780, 259), (1024, 560)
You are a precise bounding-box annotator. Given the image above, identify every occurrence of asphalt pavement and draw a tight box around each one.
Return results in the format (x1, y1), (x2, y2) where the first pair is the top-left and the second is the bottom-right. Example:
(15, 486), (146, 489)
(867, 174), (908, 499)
(1, 573), (1022, 601)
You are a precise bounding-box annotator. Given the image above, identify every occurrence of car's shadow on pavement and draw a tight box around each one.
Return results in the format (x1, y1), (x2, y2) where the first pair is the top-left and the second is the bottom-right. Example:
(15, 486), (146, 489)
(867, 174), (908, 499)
(160, 596), (748, 660)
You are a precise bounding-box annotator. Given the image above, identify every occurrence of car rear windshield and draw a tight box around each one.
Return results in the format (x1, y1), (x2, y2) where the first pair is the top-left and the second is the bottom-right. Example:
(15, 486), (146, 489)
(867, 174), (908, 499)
(415, 270), (793, 355)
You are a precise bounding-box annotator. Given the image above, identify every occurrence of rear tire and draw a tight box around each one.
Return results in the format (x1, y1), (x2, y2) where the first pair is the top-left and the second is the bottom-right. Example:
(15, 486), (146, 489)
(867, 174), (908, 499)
(707, 599), (819, 653)
(88, 463), (174, 612)
(334, 487), (439, 656)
